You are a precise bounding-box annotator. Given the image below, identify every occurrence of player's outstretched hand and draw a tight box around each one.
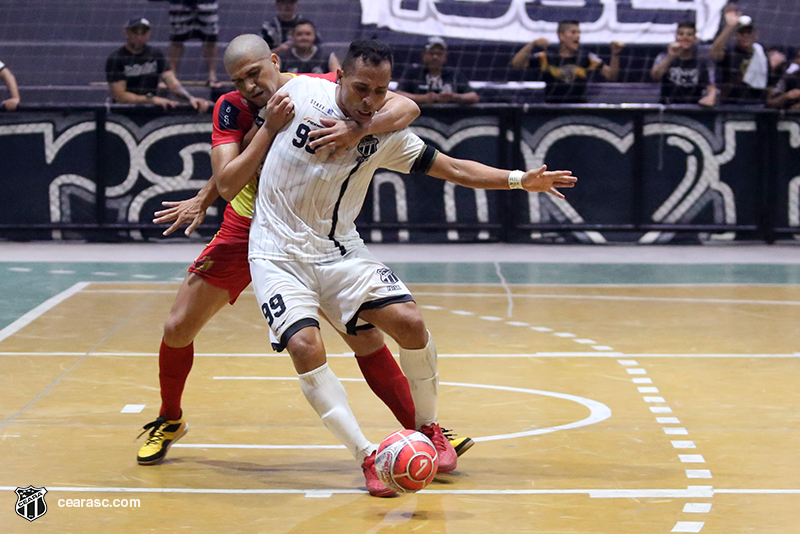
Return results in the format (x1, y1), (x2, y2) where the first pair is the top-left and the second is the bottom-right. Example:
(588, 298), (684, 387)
(264, 91), (294, 135)
(153, 196), (207, 237)
(307, 117), (364, 154)
(521, 165), (577, 199)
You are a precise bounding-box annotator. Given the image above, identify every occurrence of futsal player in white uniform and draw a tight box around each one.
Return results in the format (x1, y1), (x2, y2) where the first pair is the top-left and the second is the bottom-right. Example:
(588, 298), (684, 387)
(248, 38), (577, 496)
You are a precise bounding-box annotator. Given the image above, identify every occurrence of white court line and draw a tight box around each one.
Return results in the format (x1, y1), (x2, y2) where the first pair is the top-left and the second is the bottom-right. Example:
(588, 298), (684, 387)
(715, 489), (800, 494)
(0, 282), (90, 343)
(5, 351), (799, 358)
(409, 292), (800, 307)
(0, 351), (626, 358)
(78, 281), (800, 288)
(602, 353), (800, 358)
(83, 289), (177, 294)
(493, 261), (514, 317)
(672, 522), (705, 533)
(174, 444), (345, 450)
(76, 288), (800, 307)
(683, 503), (712, 513)
(657, 417), (680, 424)
(212, 377), (611, 443)
(0, 485), (718, 498)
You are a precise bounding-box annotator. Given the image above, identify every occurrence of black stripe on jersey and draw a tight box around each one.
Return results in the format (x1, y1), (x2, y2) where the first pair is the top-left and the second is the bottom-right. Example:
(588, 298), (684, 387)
(272, 317), (320, 352)
(410, 144), (439, 174)
(328, 159), (365, 255)
(344, 294), (416, 335)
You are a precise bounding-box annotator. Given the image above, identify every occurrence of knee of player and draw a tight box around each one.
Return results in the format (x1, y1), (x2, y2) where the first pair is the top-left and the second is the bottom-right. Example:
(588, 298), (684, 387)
(286, 327), (325, 361)
(392, 310), (428, 349)
(162, 314), (194, 346)
(347, 327), (385, 351)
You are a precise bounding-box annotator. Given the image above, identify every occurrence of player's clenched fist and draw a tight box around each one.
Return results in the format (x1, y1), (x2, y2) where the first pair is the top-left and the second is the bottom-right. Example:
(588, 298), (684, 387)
(521, 165), (577, 199)
(264, 91), (295, 135)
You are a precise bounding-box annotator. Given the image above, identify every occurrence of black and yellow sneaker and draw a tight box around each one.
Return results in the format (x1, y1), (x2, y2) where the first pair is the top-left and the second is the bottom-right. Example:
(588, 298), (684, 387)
(136, 415), (188, 465)
(442, 428), (474, 457)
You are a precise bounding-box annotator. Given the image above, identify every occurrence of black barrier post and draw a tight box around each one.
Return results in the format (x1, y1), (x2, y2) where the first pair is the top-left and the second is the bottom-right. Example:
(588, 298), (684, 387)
(632, 110), (646, 231)
(94, 107), (108, 228)
(758, 111), (779, 244)
(497, 108), (517, 242)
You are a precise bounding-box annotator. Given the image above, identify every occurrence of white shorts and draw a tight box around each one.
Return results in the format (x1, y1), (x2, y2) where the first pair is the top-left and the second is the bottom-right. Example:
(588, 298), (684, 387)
(250, 246), (413, 351)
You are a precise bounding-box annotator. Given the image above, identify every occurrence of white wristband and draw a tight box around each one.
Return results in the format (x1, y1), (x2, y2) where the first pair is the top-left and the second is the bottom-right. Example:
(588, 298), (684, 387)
(508, 170), (524, 190)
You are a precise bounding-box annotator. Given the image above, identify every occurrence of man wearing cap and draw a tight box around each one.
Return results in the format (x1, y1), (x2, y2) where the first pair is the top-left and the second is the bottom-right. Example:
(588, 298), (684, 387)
(105, 18), (211, 112)
(710, 9), (767, 105)
(397, 37), (480, 105)
(396, 37), (479, 105)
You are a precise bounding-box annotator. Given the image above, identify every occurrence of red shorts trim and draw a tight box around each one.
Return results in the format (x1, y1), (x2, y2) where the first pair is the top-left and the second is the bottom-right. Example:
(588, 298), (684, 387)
(188, 204), (252, 304)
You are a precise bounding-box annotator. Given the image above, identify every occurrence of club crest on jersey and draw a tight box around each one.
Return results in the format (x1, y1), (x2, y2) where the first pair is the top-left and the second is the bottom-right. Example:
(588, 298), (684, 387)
(377, 268), (399, 285)
(357, 135), (379, 159)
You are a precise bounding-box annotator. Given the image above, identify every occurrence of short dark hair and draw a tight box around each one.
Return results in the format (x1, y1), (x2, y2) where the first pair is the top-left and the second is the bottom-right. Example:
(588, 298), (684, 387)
(677, 21), (696, 31)
(342, 38), (393, 74)
(292, 19), (316, 32)
(557, 20), (580, 33)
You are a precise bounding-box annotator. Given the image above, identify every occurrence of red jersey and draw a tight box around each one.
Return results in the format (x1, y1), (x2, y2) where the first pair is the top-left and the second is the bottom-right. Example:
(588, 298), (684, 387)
(211, 72), (337, 148)
(210, 72), (338, 217)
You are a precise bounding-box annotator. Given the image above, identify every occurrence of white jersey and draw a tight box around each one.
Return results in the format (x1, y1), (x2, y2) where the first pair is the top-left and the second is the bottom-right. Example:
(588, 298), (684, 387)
(249, 76), (425, 262)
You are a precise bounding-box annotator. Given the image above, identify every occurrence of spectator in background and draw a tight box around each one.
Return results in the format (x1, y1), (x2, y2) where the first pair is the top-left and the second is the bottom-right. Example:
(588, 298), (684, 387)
(510, 20), (623, 103)
(768, 49), (800, 109)
(713, 1), (739, 41)
(262, 0), (304, 56)
(396, 37), (479, 105)
(767, 47), (788, 89)
(106, 18), (211, 112)
(279, 20), (340, 74)
(710, 11), (767, 105)
(0, 59), (21, 110)
(651, 21), (717, 106)
(166, 0), (221, 87)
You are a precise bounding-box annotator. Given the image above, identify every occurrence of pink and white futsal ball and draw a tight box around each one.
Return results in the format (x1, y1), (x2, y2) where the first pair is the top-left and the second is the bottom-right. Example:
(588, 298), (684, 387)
(374, 429), (438, 493)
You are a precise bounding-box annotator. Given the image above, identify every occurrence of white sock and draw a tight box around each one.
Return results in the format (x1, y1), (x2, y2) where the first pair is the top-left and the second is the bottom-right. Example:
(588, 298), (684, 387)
(399, 331), (438, 429)
(298, 363), (375, 463)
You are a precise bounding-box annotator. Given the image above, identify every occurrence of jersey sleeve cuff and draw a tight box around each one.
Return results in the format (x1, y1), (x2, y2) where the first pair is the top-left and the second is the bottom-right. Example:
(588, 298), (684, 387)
(410, 144), (438, 174)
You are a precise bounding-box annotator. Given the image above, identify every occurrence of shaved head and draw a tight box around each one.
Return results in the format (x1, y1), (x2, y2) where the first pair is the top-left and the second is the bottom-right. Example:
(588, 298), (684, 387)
(224, 34), (282, 108)
(224, 34), (271, 73)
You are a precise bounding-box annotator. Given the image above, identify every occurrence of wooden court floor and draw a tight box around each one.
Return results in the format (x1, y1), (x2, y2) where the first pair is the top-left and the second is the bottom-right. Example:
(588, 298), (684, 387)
(1, 260), (799, 533)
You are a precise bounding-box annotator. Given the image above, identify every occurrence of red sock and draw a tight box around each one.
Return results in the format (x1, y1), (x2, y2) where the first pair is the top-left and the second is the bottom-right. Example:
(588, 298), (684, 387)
(158, 338), (194, 421)
(356, 344), (416, 430)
